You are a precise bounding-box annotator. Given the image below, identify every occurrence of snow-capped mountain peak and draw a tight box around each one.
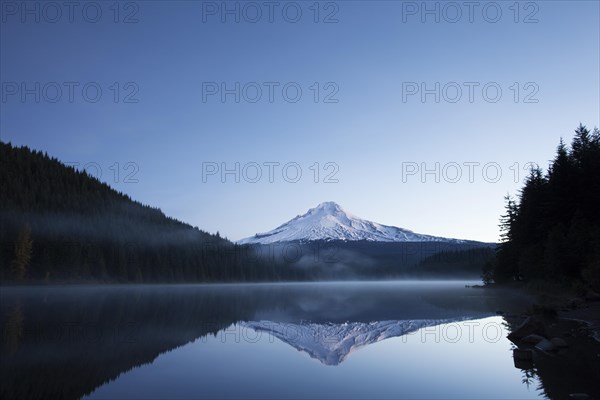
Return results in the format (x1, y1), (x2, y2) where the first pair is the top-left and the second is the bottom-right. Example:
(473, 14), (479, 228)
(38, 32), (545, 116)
(238, 201), (465, 244)
(310, 201), (346, 214)
(300, 201), (356, 224)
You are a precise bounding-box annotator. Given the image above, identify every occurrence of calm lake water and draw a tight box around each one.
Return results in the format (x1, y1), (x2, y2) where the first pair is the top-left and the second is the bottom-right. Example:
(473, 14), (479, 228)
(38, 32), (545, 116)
(1, 281), (548, 399)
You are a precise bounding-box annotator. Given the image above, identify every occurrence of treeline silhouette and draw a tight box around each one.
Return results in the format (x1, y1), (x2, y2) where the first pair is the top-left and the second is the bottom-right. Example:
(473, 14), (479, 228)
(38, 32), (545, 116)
(485, 124), (600, 290)
(416, 247), (495, 278)
(0, 142), (305, 282)
(243, 241), (495, 279)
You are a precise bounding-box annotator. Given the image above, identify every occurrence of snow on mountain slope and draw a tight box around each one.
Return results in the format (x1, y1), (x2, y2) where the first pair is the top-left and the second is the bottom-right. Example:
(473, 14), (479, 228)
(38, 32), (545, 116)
(240, 318), (471, 366)
(238, 201), (465, 244)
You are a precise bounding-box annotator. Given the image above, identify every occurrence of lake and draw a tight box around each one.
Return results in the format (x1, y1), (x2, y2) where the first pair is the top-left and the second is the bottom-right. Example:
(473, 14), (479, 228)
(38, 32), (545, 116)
(1, 281), (549, 399)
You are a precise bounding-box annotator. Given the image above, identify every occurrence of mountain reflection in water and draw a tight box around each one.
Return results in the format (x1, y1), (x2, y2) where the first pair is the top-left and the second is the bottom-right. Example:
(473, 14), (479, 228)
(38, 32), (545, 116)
(1, 281), (551, 400)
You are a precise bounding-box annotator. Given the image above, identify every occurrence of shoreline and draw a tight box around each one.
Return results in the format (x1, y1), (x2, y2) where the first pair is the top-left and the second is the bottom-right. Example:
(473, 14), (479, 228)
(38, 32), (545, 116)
(488, 283), (600, 399)
(558, 302), (600, 342)
(484, 281), (600, 343)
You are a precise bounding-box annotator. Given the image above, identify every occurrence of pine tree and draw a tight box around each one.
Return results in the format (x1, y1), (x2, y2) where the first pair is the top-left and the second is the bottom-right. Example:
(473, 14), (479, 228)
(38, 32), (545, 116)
(499, 194), (517, 244)
(571, 123), (591, 164)
(12, 224), (33, 280)
(547, 138), (576, 225)
(494, 195), (519, 283)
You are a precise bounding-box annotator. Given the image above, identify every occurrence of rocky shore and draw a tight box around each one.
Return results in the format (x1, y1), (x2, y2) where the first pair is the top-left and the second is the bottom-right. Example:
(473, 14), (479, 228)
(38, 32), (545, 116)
(501, 290), (600, 399)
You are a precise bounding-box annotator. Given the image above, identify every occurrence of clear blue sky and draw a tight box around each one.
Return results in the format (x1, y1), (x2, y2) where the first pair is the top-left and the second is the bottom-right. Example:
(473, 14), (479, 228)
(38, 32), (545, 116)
(1, 1), (599, 242)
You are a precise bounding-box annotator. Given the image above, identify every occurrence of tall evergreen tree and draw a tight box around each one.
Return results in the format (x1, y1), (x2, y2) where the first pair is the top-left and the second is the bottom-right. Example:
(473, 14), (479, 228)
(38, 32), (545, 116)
(571, 123), (591, 165)
(494, 195), (519, 283)
(12, 224), (33, 280)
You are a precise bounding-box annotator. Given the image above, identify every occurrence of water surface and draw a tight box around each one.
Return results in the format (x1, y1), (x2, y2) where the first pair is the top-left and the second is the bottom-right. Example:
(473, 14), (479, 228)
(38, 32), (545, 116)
(1, 281), (545, 399)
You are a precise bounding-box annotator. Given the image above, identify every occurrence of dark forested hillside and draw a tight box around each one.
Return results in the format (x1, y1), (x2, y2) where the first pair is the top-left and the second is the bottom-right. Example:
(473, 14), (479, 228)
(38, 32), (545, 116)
(0, 142), (298, 282)
(0, 141), (501, 283)
(485, 124), (600, 290)
(416, 247), (496, 278)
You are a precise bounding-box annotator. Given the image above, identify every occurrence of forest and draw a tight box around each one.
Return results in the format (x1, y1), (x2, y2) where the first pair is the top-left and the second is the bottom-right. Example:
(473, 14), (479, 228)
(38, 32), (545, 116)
(0, 142), (305, 282)
(0, 141), (504, 283)
(415, 247), (495, 278)
(485, 124), (600, 291)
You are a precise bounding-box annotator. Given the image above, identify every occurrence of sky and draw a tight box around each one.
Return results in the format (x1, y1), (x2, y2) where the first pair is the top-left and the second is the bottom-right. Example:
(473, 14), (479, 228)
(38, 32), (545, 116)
(1, 0), (599, 243)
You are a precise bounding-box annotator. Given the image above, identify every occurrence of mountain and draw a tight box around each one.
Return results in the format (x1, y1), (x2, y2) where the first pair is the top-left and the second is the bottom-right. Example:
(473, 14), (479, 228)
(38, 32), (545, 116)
(238, 201), (467, 245)
(241, 318), (473, 366)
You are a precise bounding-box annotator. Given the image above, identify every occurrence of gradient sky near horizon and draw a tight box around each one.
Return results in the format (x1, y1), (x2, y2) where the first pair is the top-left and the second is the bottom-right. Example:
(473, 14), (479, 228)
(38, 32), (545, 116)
(1, 1), (599, 242)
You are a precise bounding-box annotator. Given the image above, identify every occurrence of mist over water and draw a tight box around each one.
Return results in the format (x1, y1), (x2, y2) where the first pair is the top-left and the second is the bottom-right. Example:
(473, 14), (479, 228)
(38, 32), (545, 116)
(1, 281), (547, 400)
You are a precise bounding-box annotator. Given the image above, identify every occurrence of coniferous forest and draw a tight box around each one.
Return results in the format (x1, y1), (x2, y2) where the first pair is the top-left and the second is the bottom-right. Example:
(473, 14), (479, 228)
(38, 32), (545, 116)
(485, 124), (600, 291)
(0, 142), (304, 282)
(4, 125), (598, 286)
